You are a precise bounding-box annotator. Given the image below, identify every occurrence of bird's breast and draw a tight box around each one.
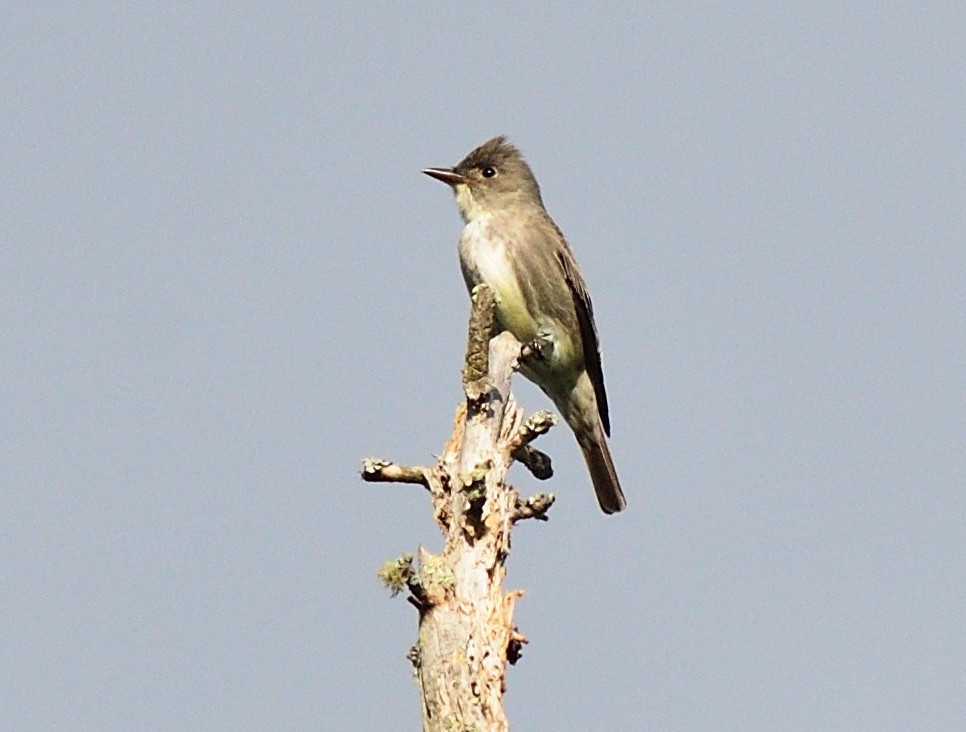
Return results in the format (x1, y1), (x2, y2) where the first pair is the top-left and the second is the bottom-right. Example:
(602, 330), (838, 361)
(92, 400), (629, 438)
(459, 216), (539, 342)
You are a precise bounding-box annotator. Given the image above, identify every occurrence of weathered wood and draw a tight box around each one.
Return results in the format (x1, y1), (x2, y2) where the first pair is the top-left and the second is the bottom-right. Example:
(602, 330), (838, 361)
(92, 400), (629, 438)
(365, 286), (556, 731)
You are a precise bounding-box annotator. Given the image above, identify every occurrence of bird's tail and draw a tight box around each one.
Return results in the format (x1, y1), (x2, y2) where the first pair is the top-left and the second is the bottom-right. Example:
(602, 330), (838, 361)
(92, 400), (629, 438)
(553, 373), (627, 514)
(579, 426), (627, 514)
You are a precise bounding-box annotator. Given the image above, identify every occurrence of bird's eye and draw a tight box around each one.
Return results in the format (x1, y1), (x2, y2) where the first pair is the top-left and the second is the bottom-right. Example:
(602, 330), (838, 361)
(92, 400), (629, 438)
(481, 166), (497, 178)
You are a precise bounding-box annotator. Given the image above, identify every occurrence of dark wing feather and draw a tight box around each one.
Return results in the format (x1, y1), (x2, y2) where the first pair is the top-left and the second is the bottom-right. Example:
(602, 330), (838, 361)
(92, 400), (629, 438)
(556, 249), (611, 436)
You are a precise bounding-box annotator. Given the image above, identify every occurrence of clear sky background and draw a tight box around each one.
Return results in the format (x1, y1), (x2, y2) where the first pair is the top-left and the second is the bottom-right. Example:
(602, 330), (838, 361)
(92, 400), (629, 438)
(3, 5), (964, 731)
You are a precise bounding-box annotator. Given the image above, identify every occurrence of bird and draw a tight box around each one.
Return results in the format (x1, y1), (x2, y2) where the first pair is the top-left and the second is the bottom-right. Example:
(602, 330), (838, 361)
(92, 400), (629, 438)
(423, 136), (626, 514)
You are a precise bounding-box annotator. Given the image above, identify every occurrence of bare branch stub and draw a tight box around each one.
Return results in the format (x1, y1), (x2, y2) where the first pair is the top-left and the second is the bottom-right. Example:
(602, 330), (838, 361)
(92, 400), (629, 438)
(462, 284), (497, 403)
(509, 410), (558, 480)
(512, 444), (554, 480)
(506, 625), (530, 665)
(513, 410), (559, 449)
(360, 458), (432, 489)
(512, 493), (556, 522)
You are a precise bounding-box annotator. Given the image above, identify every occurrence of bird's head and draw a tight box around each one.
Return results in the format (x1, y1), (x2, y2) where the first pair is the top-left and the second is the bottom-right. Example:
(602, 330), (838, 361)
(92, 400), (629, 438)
(423, 135), (544, 222)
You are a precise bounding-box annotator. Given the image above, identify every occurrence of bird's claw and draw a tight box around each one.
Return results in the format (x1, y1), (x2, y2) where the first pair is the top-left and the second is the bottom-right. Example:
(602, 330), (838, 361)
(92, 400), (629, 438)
(520, 336), (553, 363)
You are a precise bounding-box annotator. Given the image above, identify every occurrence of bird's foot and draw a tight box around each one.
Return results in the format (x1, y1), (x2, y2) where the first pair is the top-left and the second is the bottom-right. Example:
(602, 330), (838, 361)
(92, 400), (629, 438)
(520, 335), (554, 363)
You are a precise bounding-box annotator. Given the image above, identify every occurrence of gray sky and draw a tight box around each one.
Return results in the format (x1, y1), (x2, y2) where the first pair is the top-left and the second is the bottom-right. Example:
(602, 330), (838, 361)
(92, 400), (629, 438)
(3, 5), (965, 730)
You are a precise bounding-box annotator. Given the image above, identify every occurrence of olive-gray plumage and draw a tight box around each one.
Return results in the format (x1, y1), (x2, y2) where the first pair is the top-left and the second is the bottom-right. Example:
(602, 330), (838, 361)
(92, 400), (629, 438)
(423, 136), (626, 514)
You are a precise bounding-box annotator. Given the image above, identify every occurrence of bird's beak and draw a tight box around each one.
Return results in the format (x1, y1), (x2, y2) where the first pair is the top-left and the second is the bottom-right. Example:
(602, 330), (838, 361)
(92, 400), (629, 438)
(422, 167), (467, 187)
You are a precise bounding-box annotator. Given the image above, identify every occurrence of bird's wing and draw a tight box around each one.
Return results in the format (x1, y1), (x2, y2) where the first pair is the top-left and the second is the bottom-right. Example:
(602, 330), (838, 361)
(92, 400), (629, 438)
(556, 248), (610, 436)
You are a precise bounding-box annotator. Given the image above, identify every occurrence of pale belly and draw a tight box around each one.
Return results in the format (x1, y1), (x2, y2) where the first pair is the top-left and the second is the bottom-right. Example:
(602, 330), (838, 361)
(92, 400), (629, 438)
(460, 219), (540, 343)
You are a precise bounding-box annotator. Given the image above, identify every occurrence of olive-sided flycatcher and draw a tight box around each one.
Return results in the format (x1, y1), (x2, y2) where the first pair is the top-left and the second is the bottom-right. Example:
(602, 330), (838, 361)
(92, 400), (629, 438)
(423, 136), (626, 514)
